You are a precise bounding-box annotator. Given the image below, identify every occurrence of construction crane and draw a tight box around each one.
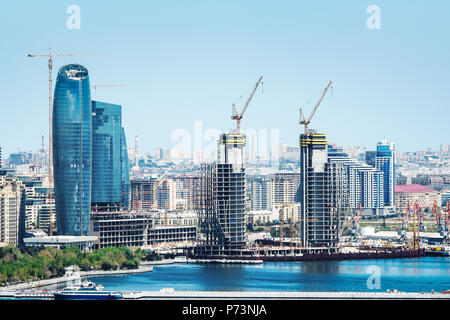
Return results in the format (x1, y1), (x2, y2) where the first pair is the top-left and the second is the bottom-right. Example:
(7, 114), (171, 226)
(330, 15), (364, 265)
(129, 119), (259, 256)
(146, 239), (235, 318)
(92, 84), (126, 95)
(276, 203), (296, 247)
(433, 200), (449, 244)
(231, 75), (263, 132)
(445, 202), (450, 245)
(433, 200), (444, 233)
(398, 202), (411, 244)
(349, 203), (363, 241)
(411, 200), (422, 250)
(289, 217), (318, 253)
(27, 48), (104, 236)
(299, 81), (333, 135)
(414, 200), (425, 232)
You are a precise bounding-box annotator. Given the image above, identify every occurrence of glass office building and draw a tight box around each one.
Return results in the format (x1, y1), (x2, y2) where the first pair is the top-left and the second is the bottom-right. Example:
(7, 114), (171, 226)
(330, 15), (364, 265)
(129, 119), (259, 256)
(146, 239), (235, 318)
(121, 127), (130, 209)
(53, 64), (92, 236)
(375, 140), (395, 207)
(91, 101), (122, 209)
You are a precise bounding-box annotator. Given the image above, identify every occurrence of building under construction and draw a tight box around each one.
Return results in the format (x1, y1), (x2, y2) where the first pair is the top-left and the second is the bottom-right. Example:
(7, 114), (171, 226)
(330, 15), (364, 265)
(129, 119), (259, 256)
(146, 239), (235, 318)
(194, 76), (263, 257)
(299, 132), (348, 247)
(195, 133), (247, 256)
(297, 81), (348, 248)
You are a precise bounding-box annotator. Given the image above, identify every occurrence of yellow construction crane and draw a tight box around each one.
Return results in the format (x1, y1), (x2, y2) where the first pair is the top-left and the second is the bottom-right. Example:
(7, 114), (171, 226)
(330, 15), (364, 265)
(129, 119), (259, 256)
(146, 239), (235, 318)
(299, 81), (332, 135)
(277, 203), (294, 247)
(289, 218), (318, 252)
(27, 48), (104, 236)
(231, 75), (263, 132)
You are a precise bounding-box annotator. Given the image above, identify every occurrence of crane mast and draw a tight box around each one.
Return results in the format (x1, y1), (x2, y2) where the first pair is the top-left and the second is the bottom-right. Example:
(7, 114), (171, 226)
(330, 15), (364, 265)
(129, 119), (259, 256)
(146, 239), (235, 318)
(231, 75), (263, 132)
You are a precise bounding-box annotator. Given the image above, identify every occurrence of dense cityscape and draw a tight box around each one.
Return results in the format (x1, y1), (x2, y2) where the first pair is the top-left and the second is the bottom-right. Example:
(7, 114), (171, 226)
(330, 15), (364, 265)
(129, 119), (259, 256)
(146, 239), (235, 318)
(1, 1), (449, 307)
(0, 64), (449, 287)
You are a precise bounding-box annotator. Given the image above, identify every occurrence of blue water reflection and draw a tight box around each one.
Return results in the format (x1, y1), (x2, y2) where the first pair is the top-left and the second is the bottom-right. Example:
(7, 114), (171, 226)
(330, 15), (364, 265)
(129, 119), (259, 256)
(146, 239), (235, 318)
(54, 257), (450, 293)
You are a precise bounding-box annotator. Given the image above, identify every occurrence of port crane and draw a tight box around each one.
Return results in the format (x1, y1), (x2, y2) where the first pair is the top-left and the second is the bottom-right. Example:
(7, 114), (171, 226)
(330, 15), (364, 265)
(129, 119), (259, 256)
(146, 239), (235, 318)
(445, 202), (450, 245)
(433, 200), (450, 245)
(27, 49), (104, 236)
(414, 200), (425, 232)
(349, 203), (363, 241)
(411, 200), (422, 250)
(398, 202), (411, 244)
(231, 75), (263, 132)
(299, 81), (332, 135)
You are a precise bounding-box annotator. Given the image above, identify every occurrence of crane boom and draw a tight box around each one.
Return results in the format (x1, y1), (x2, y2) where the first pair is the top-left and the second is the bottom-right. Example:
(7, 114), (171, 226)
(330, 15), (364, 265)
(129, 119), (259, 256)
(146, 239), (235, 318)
(28, 52), (104, 58)
(240, 75), (263, 118)
(308, 80), (332, 123)
(231, 75), (263, 132)
(92, 84), (126, 90)
(299, 80), (332, 135)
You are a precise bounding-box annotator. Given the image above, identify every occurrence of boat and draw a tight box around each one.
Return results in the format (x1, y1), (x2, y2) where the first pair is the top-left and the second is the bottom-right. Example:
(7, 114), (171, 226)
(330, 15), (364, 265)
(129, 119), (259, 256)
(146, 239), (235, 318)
(425, 245), (450, 256)
(54, 280), (122, 300)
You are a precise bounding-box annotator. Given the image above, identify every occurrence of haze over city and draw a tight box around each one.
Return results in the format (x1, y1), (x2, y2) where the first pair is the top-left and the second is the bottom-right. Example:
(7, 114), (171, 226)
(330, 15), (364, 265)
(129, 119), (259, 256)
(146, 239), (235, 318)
(1, 0), (449, 157)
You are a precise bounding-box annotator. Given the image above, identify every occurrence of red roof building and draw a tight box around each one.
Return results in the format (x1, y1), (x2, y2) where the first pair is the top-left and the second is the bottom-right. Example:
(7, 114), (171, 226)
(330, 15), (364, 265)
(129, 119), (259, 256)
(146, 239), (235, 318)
(395, 184), (436, 193)
(395, 184), (441, 210)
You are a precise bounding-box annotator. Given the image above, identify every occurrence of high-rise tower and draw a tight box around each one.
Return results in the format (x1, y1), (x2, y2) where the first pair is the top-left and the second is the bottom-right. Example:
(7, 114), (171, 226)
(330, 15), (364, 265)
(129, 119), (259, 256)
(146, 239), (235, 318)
(121, 127), (130, 209)
(53, 64), (92, 236)
(91, 101), (123, 211)
(299, 132), (346, 247)
(197, 132), (247, 256)
(375, 140), (395, 207)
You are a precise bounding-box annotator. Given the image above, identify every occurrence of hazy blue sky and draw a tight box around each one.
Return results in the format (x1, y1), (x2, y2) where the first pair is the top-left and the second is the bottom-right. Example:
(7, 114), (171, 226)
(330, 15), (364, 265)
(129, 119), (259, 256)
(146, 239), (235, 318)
(0, 0), (449, 157)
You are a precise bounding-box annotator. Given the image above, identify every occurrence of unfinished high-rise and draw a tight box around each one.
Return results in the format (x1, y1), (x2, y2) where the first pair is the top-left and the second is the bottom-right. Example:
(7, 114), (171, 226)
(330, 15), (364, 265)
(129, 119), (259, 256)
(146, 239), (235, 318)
(299, 132), (348, 248)
(196, 132), (247, 256)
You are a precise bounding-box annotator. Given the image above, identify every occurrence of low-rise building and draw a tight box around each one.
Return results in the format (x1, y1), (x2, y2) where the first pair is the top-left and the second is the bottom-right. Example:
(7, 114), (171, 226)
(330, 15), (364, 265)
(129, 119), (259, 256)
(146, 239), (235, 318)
(23, 235), (98, 250)
(395, 184), (441, 210)
(90, 210), (197, 248)
(246, 210), (278, 225)
(0, 175), (26, 246)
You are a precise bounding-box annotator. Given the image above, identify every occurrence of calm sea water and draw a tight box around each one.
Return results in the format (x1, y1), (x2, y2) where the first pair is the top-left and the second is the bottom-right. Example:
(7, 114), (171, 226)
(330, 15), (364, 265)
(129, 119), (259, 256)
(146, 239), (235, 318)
(49, 257), (450, 292)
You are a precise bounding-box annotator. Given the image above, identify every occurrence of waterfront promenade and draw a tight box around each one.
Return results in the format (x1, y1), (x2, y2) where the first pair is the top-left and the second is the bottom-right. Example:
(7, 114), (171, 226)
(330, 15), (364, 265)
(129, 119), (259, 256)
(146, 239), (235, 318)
(122, 289), (450, 300)
(1, 288), (449, 300)
(0, 266), (154, 291)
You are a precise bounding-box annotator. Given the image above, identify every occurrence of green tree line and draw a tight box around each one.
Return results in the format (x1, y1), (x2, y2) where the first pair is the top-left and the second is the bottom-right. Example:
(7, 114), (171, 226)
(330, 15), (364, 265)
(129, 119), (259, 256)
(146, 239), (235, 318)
(0, 245), (161, 285)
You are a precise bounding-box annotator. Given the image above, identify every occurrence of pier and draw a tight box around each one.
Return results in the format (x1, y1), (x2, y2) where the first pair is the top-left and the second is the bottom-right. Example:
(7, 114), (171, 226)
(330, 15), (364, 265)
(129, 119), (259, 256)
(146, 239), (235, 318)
(186, 247), (426, 262)
(121, 289), (450, 300)
(1, 289), (449, 300)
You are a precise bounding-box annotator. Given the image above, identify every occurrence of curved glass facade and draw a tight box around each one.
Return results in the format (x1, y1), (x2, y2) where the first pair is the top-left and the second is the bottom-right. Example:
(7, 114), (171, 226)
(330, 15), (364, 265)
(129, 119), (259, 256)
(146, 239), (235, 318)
(91, 101), (122, 207)
(121, 127), (130, 209)
(53, 64), (92, 236)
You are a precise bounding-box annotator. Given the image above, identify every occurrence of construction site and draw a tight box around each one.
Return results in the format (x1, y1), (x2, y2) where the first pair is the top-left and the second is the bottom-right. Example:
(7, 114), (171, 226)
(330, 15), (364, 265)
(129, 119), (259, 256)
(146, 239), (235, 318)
(181, 78), (450, 261)
(20, 51), (450, 262)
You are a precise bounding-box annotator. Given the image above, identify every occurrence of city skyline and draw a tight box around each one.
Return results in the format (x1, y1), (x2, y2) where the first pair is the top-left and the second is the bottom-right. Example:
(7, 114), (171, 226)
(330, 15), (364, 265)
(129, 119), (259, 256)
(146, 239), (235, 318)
(1, 1), (450, 157)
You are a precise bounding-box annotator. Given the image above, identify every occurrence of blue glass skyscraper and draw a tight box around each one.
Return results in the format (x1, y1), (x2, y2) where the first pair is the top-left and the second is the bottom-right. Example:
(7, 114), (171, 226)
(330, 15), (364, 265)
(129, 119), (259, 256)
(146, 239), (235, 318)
(375, 140), (395, 207)
(91, 101), (122, 210)
(53, 64), (92, 236)
(121, 127), (130, 209)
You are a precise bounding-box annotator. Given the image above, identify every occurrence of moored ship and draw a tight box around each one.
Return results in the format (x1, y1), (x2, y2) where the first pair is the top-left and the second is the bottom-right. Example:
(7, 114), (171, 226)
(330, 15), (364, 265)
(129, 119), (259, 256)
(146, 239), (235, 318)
(54, 280), (122, 300)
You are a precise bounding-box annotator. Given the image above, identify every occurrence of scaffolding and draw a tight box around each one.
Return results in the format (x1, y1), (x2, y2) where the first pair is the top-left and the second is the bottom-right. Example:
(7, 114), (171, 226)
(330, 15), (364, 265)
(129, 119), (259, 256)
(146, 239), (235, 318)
(196, 162), (246, 256)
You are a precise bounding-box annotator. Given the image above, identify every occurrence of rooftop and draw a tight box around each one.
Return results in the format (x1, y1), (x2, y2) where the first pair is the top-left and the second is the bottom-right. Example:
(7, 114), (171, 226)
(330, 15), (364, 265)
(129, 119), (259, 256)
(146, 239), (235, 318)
(395, 184), (437, 193)
(24, 235), (98, 244)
